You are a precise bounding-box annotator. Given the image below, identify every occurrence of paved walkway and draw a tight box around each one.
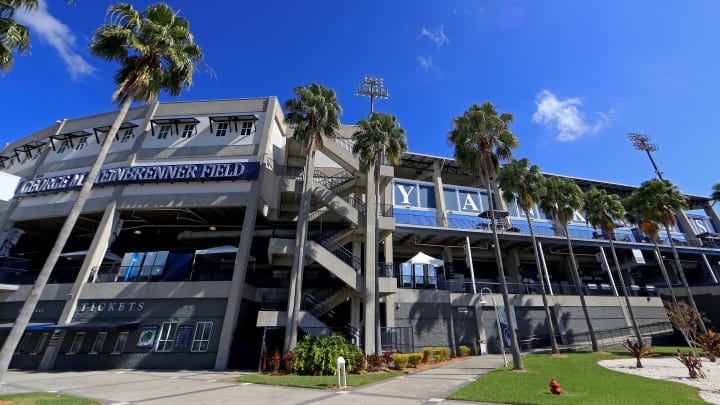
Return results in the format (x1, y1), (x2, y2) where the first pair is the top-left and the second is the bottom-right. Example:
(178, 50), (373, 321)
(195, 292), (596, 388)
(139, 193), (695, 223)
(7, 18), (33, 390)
(0, 355), (507, 404)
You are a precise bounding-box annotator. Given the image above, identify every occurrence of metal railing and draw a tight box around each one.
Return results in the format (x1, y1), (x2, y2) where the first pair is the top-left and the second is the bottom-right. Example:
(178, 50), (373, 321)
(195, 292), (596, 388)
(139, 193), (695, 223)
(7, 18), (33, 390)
(319, 238), (361, 271)
(381, 326), (415, 353)
(301, 293), (358, 342)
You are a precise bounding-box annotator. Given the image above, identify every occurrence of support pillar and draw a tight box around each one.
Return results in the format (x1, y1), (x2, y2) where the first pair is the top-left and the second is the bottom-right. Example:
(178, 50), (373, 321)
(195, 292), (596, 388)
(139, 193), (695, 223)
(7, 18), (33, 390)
(433, 160), (448, 227)
(215, 201), (258, 369)
(363, 163), (377, 354)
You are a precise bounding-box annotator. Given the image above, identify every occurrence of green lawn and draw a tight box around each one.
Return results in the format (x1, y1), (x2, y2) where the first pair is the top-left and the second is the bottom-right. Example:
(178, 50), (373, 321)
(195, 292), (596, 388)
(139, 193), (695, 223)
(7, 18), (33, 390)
(448, 348), (704, 405)
(234, 370), (405, 389)
(0, 392), (100, 404)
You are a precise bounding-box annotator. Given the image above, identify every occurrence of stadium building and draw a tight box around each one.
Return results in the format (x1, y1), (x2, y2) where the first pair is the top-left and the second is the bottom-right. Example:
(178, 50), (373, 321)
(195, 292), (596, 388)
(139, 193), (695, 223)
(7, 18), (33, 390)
(0, 97), (718, 370)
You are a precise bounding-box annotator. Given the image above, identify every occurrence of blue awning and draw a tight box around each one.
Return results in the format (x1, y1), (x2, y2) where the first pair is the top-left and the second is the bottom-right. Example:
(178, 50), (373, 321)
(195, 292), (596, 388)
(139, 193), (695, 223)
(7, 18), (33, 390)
(53, 322), (140, 331)
(0, 322), (56, 330)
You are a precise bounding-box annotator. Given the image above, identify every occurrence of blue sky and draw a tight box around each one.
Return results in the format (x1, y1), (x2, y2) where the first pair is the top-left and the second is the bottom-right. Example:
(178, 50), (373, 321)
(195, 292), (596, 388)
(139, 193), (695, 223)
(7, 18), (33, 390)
(3, 0), (720, 197)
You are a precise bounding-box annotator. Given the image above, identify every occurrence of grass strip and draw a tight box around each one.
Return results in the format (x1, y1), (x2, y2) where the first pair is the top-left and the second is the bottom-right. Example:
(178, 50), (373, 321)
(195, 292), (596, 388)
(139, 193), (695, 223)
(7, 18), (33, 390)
(0, 392), (100, 404)
(448, 349), (704, 405)
(234, 370), (405, 389)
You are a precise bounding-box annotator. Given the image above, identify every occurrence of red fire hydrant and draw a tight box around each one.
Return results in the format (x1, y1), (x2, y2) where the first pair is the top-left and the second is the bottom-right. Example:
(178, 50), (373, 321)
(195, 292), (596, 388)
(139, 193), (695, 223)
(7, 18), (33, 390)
(549, 379), (563, 395)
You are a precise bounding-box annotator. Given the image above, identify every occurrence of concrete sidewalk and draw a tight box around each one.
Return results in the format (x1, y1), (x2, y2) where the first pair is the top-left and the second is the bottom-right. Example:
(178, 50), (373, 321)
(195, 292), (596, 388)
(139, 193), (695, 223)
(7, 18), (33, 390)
(0, 355), (507, 404)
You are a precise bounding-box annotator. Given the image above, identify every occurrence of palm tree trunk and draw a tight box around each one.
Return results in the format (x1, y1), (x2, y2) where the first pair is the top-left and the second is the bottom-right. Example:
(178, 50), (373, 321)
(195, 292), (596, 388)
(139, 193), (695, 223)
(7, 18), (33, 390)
(563, 226), (599, 352)
(607, 238), (644, 346)
(664, 224), (707, 335)
(0, 96), (134, 383)
(374, 161), (382, 354)
(527, 216), (559, 354)
(284, 147), (316, 353)
(651, 239), (678, 306)
(485, 173), (524, 370)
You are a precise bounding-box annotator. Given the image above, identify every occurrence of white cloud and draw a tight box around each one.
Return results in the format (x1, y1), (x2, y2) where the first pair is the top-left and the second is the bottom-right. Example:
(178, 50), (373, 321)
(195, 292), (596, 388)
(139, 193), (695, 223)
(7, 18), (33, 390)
(15, 0), (95, 80)
(417, 56), (432, 72)
(531, 90), (610, 142)
(420, 25), (449, 47)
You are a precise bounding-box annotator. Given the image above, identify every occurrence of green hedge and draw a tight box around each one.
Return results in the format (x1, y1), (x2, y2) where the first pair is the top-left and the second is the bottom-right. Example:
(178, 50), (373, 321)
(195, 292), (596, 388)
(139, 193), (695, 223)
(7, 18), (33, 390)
(293, 334), (362, 376)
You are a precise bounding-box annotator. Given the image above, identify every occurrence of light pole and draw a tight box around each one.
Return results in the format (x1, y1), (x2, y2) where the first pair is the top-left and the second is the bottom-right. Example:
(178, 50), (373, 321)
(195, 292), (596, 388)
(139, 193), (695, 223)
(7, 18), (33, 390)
(356, 75), (389, 354)
(479, 287), (507, 366)
(356, 75), (389, 114)
(628, 133), (664, 180)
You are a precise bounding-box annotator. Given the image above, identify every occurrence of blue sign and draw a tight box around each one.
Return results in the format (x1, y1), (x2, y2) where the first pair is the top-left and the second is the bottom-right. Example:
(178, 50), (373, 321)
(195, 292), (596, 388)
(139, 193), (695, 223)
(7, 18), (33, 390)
(16, 161), (260, 197)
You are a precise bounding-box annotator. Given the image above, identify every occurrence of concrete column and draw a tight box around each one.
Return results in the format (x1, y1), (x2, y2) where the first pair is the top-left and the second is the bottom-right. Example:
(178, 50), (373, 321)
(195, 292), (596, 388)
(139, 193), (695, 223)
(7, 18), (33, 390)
(504, 249), (522, 283)
(38, 199), (119, 370)
(703, 203), (720, 233)
(215, 201), (258, 369)
(363, 163), (377, 354)
(474, 302), (485, 354)
(383, 179), (394, 262)
(384, 294), (395, 328)
(675, 211), (700, 244)
(433, 161), (448, 227)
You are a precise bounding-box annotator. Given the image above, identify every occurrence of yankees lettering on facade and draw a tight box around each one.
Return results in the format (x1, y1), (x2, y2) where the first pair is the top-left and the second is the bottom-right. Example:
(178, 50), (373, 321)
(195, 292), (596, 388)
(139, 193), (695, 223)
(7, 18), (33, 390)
(17, 162), (259, 196)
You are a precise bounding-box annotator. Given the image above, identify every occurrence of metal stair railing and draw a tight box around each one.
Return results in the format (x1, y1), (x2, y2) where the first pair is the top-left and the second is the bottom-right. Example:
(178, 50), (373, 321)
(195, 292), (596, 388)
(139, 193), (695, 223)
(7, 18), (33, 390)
(319, 237), (361, 272)
(329, 136), (354, 153)
(314, 168), (354, 191)
(301, 292), (358, 341)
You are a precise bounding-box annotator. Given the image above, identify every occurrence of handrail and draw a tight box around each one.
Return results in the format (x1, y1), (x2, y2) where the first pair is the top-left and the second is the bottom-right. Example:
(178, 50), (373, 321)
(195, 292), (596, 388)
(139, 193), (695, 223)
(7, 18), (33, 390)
(301, 292), (358, 339)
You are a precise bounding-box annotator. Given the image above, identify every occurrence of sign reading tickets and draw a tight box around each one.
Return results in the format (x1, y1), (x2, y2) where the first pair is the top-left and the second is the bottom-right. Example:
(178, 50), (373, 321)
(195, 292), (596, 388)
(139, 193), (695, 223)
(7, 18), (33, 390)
(17, 161), (260, 197)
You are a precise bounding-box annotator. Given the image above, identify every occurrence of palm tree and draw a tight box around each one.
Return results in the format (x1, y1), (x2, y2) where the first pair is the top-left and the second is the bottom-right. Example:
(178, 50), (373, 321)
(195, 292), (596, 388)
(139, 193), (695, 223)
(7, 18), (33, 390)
(0, 2), (203, 382)
(711, 183), (720, 203)
(498, 158), (560, 355)
(583, 188), (644, 346)
(0, 0), (37, 73)
(283, 83), (342, 352)
(448, 102), (524, 370)
(352, 112), (407, 354)
(539, 176), (599, 352)
(624, 179), (707, 334)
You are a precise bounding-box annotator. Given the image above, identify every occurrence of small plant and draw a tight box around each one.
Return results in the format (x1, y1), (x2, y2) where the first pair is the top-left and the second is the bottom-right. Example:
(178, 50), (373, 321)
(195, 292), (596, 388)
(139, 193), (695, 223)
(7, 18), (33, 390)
(695, 328), (720, 362)
(458, 345), (471, 357)
(422, 347), (434, 363)
(382, 351), (394, 365)
(676, 349), (706, 379)
(393, 353), (409, 369)
(665, 301), (703, 354)
(623, 339), (651, 368)
(269, 349), (281, 373)
(367, 354), (384, 372)
(354, 354), (367, 374)
(282, 351), (296, 372)
(432, 347), (449, 362)
(408, 353), (423, 367)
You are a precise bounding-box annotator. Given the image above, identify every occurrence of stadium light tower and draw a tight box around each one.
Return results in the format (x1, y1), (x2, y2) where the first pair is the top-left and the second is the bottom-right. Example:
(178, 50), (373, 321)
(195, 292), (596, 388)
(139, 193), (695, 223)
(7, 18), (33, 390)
(356, 75), (389, 114)
(628, 132), (664, 180)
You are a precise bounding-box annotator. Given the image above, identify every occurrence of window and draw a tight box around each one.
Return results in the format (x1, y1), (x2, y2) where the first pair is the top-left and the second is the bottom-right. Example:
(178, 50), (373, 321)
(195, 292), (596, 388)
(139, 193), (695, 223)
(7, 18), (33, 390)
(15, 332), (32, 354)
(57, 140), (71, 154)
(240, 121), (254, 136)
(75, 136), (88, 151)
(181, 124), (195, 138)
(68, 332), (85, 354)
(112, 332), (129, 354)
(90, 332), (107, 354)
(191, 322), (213, 352)
(120, 129), (135, 143)
(32, 332), (49, 355)
(156, 322), (178, 352)
(215, 122), (229, 137)
(157, 124), (172, 139)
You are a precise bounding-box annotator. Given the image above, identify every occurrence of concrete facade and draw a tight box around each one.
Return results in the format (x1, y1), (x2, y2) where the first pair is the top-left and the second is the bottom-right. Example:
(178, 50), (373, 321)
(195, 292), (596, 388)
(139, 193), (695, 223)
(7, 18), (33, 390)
(0, 97), (718, 371)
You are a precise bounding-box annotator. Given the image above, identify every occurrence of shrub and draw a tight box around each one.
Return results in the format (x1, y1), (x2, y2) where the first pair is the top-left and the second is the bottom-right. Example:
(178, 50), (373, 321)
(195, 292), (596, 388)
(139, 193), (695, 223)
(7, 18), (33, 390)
(623, 339), (651, 368)
(353, 354), (367, 374)
(696, 328), (720, 362)
(269, 349), (281, 373)
(382, 351), (394, 364)
(393, 353), (409, 369)
(408, 353), (423, 367)
(293, 334), (362, 376)
(367, 354), (385, 372)
(676, 349), (706, 379)
(422, 347), (434, 363)
(458, 345), (471, 357)
(433, 348), (449, 362)
(282, 351), (296, 372)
